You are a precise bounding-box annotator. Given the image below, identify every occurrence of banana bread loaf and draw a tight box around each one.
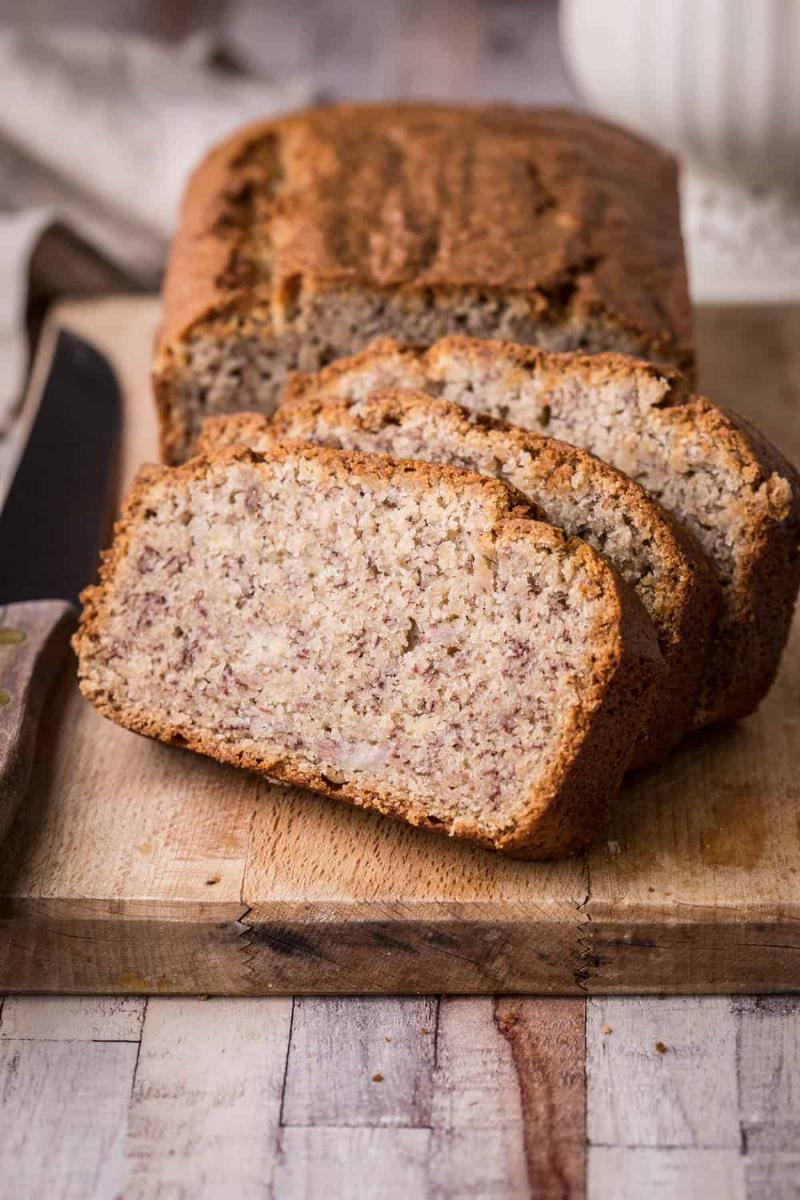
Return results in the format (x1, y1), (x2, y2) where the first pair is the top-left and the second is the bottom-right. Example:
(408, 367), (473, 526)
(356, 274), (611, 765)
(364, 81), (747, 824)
(200, 390), (720, 767)
(74, 444), (663, 858)
(154, 103), (693, 463)
(281, 337), (800, 729)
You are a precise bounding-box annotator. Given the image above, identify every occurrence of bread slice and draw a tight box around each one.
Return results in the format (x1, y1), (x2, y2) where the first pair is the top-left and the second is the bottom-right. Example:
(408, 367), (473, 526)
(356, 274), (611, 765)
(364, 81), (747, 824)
(200, 391), (720, 767)
(74, 444), (663, 858)
(281, 337), (800, 729)
(154, 103), (693, 463)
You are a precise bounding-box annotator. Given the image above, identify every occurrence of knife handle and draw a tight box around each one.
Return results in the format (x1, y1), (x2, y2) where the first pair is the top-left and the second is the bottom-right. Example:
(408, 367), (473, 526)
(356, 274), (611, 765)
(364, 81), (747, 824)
(0, 600), (77, 844)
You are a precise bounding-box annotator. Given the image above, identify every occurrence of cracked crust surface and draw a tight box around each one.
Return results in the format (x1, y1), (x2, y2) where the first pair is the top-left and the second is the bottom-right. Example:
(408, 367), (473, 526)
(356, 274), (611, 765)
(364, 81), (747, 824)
(281, 336), (800, 728)
(154, 102), (693, 463)
(74, 443), (662, 859)
(200, 390), (720, 767)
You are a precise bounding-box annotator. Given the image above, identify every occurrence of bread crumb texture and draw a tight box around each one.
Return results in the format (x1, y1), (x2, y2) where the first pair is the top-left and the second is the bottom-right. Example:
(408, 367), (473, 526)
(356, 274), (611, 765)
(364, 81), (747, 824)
(200, 385), (720, 767)
(76, 445), (661, 857)
(280, 336), (800, 728)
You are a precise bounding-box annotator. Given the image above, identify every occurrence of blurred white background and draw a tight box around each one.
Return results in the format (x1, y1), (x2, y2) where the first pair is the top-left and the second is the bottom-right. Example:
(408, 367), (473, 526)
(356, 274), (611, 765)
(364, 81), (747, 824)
(1, 0), (799, 430)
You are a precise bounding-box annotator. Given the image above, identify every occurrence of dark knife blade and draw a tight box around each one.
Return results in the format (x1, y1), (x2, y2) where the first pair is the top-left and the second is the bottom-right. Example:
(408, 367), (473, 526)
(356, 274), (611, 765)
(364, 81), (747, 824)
(0, 329), (121, 843)
(0, 329), (121, 605)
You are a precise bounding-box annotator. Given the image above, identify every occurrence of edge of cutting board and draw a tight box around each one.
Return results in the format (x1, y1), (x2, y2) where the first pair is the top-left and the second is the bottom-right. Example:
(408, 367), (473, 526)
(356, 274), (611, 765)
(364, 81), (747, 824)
(0, 296), (798, 996)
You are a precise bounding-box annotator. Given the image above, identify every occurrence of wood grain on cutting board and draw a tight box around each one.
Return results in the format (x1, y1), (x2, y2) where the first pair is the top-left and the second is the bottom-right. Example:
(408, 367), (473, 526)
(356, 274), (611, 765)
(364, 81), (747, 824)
(0, 297), (797, 995)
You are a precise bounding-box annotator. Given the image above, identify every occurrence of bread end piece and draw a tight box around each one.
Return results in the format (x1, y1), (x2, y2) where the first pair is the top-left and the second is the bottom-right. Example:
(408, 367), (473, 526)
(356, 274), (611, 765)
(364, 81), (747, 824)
(154, 102), (694, 463)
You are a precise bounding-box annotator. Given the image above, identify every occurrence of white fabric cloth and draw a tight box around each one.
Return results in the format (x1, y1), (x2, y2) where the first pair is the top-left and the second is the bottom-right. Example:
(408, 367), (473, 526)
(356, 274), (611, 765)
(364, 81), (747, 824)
(0, 27), (311, 433)
(0, 209), (56, 435)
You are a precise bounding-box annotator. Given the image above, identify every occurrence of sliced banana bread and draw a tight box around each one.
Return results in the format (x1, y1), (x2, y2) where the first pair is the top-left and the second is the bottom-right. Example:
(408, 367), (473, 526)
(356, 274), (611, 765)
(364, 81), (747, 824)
(75, 444), (662, 858)
(281, 338), (800, 729)
(200, 391), (720, 767)
(154, 103), (693, 463)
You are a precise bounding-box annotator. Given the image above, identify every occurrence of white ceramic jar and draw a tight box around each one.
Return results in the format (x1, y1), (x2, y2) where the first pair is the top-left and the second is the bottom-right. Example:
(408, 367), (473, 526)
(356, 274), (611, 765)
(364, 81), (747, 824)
(560, 0), (800, 300)
(561, 0), (800, 187)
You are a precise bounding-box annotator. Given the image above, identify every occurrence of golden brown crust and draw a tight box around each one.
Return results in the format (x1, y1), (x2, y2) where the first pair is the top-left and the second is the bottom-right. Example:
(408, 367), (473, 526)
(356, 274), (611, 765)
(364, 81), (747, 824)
(155, 103), (693, 371)
(74, 443), (663, 859)
(281, 334), (690, 410)
(686, 402), (800, 725)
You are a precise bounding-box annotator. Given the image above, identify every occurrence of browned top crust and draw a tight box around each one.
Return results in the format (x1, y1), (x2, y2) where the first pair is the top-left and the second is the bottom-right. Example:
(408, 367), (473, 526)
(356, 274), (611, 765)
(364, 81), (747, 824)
(157, 103), (693, 372)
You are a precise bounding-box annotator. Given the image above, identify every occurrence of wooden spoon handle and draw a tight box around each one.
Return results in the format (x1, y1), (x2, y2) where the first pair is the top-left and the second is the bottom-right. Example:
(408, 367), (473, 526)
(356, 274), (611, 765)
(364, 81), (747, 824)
(0, 600), (77, 843)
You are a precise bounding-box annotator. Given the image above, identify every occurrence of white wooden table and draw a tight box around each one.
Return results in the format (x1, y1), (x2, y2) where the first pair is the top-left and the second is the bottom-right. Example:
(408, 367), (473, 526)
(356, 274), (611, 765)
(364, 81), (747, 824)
(1, 4), (799, 1197)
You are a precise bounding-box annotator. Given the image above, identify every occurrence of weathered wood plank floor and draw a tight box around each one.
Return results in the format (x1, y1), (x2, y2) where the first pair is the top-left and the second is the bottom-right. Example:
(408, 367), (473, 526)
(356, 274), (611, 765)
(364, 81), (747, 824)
(2, 993), (800, 1198)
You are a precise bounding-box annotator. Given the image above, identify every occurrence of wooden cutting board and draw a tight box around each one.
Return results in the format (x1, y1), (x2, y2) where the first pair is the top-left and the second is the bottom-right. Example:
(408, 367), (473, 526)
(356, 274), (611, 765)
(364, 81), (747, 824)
(0, 296), (798, 996)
